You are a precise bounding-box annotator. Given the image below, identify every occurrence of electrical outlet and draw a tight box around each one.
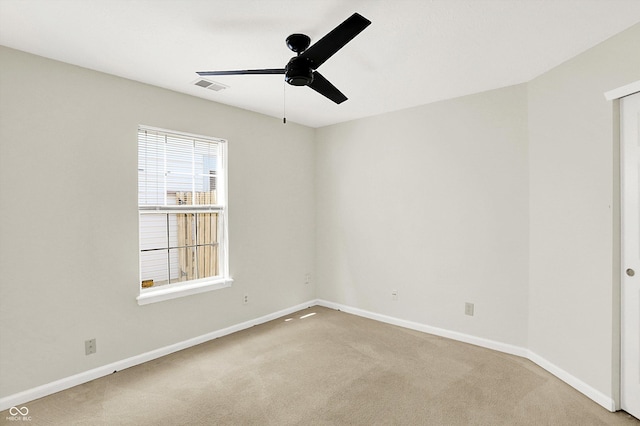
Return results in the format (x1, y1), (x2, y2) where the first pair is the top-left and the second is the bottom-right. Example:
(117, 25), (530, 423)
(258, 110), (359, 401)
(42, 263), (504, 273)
(391, 290), (398, 301)
(243, 294), (249, 305)
(305, 273), (311, 285)
(85, 339), (96, 355)
(465, 302), (474, 316)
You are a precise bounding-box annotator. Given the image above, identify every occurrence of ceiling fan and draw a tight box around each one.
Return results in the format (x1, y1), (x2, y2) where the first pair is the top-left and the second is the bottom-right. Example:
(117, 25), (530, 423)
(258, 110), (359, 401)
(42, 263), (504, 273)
(197, 12), (371, 104)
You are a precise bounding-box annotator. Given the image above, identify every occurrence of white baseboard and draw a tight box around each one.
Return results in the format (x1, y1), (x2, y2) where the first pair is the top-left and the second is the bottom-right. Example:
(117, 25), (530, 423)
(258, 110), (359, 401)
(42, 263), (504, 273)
(314, 299), (616, 412)
(315, 299), (528, 357)
(1, 299), (616, 413)
(0, 300), (317, 412)
(526, 350), (616, 411)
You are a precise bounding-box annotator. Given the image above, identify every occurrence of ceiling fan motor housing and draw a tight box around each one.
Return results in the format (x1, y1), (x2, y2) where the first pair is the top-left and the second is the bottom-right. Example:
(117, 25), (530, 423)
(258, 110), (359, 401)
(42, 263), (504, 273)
(285, 56), (314, 86)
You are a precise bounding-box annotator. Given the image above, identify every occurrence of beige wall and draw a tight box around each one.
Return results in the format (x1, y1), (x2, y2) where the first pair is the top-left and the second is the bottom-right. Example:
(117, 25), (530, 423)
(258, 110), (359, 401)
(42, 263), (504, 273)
(0, 46), (316, 397)
(528, 23), (640, 398)
(315, 84), (530, 347)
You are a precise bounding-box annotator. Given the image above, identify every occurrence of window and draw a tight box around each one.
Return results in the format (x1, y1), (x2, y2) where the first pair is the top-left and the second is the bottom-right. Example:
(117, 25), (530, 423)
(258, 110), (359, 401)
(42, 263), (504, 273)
(137, 126), (230, 305)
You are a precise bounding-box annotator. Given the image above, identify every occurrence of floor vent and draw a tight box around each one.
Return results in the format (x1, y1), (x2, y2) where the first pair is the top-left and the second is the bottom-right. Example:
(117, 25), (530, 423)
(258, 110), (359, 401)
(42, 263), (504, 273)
(193, 78), (229, 92)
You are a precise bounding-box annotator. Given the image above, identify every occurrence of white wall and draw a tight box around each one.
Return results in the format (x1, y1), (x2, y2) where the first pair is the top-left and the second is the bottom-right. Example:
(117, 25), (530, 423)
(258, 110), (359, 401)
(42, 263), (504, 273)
(528, 23), (640, 399)
(0, 46), (316, 398)
(315, 84), (529, 347)
(314, 21), (640, 406)
(2, 21), (639, 407)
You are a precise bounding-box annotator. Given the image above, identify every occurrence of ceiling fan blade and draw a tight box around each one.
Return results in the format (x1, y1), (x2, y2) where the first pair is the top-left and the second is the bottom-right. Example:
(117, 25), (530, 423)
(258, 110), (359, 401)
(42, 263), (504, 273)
(197, 68), (285, 76)
(300, 13), (371, 69)
(308, 72), (347, 104)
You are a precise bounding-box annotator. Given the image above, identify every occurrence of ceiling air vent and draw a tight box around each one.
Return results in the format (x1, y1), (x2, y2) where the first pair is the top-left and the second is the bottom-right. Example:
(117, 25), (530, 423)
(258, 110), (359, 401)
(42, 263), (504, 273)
(193, 78), (229, 92)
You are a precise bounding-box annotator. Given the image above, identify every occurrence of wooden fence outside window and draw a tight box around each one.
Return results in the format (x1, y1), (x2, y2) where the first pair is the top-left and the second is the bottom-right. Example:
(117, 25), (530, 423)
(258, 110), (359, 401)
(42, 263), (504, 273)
(175, 191), (218, 281)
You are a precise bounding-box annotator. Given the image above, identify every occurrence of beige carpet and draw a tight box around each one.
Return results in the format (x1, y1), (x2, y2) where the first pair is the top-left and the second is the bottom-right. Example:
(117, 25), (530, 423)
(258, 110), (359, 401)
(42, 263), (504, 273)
(2, 306), (638, 425)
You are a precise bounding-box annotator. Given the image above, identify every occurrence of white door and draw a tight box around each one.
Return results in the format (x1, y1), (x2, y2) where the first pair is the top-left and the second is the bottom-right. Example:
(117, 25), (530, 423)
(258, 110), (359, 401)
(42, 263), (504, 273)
(621, 91), (640, 419)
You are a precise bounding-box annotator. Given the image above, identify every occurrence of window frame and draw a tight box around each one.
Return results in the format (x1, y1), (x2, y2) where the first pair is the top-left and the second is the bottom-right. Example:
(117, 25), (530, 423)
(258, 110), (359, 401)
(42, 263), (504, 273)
(136, 125), (232, 305)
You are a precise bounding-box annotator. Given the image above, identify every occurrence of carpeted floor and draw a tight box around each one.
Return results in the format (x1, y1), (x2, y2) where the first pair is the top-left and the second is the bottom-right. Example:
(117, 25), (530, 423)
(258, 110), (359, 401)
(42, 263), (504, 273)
(2, 306), (638, 425)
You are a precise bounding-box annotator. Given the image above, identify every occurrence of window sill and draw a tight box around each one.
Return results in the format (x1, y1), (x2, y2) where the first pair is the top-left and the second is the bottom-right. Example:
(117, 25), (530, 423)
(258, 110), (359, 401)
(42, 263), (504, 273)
(137, 277), (233, 305)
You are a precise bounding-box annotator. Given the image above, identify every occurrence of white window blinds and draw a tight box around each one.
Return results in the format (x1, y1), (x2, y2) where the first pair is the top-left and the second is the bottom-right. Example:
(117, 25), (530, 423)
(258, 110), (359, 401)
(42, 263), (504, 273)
(138, 128), (222, 207)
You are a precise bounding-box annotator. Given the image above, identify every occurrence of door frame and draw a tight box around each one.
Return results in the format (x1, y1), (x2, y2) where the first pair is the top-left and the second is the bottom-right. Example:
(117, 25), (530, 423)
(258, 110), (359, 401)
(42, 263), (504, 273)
(605, 81), (640, 412)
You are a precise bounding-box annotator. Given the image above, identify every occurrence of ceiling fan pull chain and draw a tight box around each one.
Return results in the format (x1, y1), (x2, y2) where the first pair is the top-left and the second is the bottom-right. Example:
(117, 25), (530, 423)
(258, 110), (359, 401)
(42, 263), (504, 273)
(283, 79), (287, 124)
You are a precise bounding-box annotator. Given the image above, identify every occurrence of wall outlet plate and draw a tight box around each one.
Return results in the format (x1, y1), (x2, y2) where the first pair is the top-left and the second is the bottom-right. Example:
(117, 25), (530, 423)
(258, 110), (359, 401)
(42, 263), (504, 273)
(243, 294), (249, 305)
(391, 290), (398, 301)
(85, 338), (96, 355)
(465, 302), (474, 316)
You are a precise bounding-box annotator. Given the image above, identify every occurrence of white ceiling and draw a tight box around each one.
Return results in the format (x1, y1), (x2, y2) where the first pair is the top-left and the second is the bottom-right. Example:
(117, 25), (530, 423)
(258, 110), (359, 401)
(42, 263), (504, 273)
(1, 0), (640, 128)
